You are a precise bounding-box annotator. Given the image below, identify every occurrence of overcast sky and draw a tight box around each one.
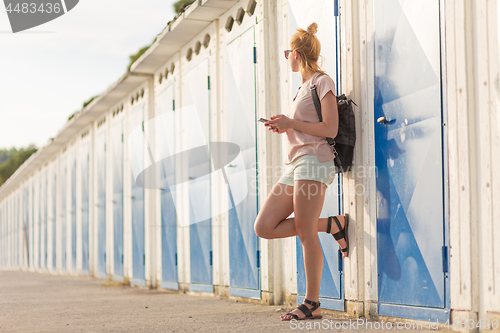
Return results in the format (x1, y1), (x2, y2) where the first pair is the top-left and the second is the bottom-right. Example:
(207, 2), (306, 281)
(0, 0), (177, 150)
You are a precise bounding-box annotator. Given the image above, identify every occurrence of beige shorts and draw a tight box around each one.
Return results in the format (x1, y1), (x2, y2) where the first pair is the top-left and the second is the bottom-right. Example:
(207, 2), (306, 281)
(277, 154), (336, 187)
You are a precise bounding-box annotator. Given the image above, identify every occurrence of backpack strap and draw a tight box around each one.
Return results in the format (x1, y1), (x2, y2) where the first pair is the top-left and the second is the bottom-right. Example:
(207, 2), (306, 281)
(310, 74), (326, 122)
(310, 74), (343, 170)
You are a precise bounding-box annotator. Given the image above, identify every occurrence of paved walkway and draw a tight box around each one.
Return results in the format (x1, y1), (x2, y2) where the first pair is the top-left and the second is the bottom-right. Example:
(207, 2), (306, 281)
(0, 270), (452, 332)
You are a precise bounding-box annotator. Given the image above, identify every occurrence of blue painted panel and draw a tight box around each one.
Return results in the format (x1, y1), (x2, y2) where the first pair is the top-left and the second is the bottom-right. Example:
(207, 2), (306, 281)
(60, 158), (66, 271)
(297, 296), (344, 312)
(158, 84), (177, 287)
(1, 206), (3, 267)
(31, 182), (35, 268)
(186, 58), (212, 287)
(96, 132), (107, 279)
(379, 303), (449, 323)
(190, 284), (213, 293)
(81, 143), (90, 275)
(131, 278), (146, 287)
(71, 151), (77, 271)
(26, 185), (30, 267)
(374, 0), (447, 314)
(112, 121), (124, 280)
(0, 205), (4, 266)
(52, 167), (57, 270)
(130, 104), (145, 283)
(161, 281), (179, 290)
(291, 0), (344, 308)
(18, 195), (21, 266)
(38, 178), (41, 268)
(44, 172), (48, 269)
(229, 287), (261, 299)
(0, 207), (2, 267)
(225, 27), (259, 293)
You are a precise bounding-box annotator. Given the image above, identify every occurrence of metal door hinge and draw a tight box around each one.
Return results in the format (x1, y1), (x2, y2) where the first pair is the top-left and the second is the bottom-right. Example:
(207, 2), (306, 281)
(210, 250), (213, 266)
(338, 249), (343, 272)
(253, 47), (257, 63)
(207, 76), (211, 90)
(256, 250), (260, 268)
(442, 246), (448, 273)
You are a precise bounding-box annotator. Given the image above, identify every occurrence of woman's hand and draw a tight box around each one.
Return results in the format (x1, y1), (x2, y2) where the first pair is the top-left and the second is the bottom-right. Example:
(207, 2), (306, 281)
(265, 115), (293, 134)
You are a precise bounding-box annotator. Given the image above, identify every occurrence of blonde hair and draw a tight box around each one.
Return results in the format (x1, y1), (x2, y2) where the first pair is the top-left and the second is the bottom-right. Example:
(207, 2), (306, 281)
(290, 22), (325, 76)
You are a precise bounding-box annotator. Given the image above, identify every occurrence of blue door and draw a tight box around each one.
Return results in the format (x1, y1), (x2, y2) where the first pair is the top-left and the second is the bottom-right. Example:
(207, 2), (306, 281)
(38, 178), (41, 268)
(0, 206), (2, 267)
(374, 0), (448, 322)
(185, 58), (212, 292)
(130, 103), (145, 286)
(158, 84), (178, 290)
(112, 120), (124, 281)
(289, 0), (344, 310)
(225, 26), (260, 298)
(60, 158), (66, 272)
(96, 131), (107, 279)
(31, 183), (34, 267)
(71, 150), (77, 271)
(43, 171), (48, 270)
(81, 142), (90, 275)
(52, 166), (57, 270)
(31, 183), (34, 268)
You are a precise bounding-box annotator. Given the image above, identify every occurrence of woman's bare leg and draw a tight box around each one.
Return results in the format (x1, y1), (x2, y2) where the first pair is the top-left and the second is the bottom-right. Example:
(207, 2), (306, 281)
(280, 179), (326, 320)
(254, 182), (347, 251)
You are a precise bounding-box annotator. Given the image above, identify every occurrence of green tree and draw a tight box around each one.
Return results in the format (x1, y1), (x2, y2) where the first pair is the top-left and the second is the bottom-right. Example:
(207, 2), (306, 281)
(0, 146), (37, 186)
(0, 147), (18, 164)
(127, 45), (151, 71)
(173, 0), (195, 14)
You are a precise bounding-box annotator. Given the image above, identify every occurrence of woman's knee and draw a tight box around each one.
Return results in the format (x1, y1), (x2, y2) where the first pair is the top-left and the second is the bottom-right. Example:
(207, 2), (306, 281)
(254, 216), (271, 239)
(295, 218), (317, 242)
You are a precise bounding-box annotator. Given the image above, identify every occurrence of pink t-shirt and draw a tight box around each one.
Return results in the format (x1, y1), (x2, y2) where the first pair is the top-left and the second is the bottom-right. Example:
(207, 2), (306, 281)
(284, 72), (337, 165)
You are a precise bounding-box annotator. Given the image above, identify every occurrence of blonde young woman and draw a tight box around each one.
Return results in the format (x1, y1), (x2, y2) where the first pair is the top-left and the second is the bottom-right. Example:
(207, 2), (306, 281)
(254, 22), (349, 321)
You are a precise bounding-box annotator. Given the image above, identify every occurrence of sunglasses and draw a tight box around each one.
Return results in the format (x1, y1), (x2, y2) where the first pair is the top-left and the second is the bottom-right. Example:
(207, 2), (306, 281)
(284, 49), (299, 59)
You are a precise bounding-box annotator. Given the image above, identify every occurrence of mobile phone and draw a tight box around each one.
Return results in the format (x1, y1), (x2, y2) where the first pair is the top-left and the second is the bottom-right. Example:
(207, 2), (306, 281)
(258, 117), (269, 123)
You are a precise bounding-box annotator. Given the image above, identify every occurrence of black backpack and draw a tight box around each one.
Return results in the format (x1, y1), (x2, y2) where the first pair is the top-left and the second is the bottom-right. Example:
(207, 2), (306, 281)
(310, 74), (356, 172)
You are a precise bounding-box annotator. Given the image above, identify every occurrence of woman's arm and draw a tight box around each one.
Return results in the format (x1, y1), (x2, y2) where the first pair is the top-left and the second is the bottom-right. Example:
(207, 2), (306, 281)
(267, 90), (339, 138)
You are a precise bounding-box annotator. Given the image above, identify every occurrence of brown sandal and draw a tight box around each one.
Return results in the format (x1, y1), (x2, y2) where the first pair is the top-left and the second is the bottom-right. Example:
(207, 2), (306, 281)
(281, 299), (322, 321)
(326, 214), (349, 257)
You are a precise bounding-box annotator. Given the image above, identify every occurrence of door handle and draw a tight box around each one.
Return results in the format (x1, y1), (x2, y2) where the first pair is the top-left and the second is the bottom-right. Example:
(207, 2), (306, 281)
(377, 116), (387, 125)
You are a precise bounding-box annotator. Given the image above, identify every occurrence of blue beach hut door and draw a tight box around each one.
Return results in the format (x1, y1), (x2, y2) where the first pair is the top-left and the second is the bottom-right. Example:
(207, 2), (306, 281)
(373, 0), (449, 322)
(226, 26), (260, 298)
(290, 0), (344, 311)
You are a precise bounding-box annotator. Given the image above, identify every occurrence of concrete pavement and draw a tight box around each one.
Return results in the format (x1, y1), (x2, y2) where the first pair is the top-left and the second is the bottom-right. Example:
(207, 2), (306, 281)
(0, 270), (453, 332)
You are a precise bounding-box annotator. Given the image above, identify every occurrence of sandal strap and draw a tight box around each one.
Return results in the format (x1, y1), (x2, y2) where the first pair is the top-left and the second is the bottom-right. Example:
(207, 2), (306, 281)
(297, 304), (313, 317)
(341, 247), (348, 253)
(331, 216), (346, 241)
(326, 217), (332, 234)
(284, 312), (299, 319)
(304, 298), (321, 312)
